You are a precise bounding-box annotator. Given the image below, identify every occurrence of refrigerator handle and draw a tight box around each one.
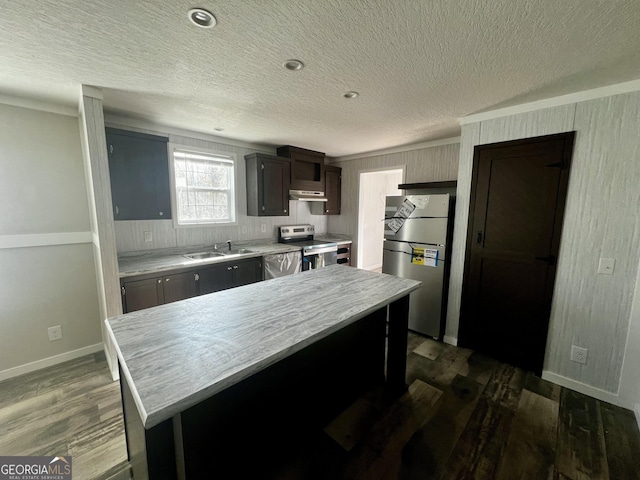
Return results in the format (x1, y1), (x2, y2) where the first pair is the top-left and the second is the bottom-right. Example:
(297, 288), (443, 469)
(476, 230), (484, 245)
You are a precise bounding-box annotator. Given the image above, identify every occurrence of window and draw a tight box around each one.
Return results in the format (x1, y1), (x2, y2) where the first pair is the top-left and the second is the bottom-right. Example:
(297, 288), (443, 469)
(169, 145), (236, 225)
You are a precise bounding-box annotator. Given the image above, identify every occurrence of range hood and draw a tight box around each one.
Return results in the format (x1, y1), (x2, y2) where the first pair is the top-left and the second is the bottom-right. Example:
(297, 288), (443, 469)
(289, 190), (327, 202)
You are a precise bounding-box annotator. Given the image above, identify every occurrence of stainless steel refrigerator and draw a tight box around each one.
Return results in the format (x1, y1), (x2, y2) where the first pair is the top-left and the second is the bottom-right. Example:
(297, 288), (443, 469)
(382, 194), (452, 338)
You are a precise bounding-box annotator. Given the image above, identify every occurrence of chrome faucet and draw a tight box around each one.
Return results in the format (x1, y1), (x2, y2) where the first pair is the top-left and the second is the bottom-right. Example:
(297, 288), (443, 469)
(213, 240), (232, 252)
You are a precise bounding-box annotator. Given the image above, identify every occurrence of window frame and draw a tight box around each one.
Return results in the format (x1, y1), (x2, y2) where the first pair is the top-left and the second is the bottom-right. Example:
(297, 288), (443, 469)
(168, 143), (238, 227)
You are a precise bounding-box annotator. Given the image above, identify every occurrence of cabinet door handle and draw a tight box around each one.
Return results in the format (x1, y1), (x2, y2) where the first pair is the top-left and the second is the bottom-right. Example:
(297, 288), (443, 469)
(227, 266), (232, 271)
(157, 279), (162, 284)
(165, 278), (170, 282)
(283, 209), (287, 213)
(194, 273), (200, 281)
(233, 265), (238, 269)
(476, 230), (484, 245)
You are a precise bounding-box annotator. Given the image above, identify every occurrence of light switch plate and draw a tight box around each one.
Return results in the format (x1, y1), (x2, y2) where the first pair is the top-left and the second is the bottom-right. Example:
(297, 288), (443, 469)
(598, 258), (615, 275)
(144, 231), (153, 242)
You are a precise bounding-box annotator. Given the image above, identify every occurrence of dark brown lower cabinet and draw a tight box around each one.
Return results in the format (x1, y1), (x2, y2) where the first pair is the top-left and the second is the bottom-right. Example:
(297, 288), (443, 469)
(121, 277), (164, 313)
(122, 272), (197, 313)
(199, 258), (262, 295)
(122, 258), (263, 312)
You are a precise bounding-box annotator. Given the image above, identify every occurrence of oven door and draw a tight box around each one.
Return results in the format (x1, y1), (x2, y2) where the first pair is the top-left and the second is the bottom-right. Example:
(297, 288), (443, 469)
(302, 248), (338, 271)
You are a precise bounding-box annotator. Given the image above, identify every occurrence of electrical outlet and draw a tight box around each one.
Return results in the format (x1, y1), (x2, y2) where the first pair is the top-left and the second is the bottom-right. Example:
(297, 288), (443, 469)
(144, 231), (153, 242)
(48, 325), (63, 342)
(261, 224), (267, 233)
(571, 345), (588, 364)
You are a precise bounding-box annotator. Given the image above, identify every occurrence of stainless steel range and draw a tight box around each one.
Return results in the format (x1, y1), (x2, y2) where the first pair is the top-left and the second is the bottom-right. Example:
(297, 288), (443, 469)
(278, 225), (338, 271)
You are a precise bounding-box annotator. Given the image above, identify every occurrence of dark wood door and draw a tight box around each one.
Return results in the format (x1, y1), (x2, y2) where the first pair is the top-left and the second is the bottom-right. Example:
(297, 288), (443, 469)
(460, 132), (574, 374)
(162, 272), (197, 304)
(261, 157), (290, 216)
(123, 277), (164, 312)
(106, 128), (171, 220)
(233, 258), (263, 287)
(198, 263), (234, 295)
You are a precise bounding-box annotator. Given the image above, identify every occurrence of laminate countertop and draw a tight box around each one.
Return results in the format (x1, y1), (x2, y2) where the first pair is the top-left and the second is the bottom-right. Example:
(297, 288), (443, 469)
(106, 265), (421, 429)
(118, 242), (302, 278)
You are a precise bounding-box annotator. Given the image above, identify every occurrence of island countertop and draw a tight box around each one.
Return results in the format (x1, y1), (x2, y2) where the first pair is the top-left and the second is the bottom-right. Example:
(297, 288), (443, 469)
(106, 265), (421, 429)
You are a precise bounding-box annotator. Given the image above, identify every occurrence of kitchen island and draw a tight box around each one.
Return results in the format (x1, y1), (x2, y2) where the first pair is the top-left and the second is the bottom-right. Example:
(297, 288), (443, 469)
(106, 265), (421, 479)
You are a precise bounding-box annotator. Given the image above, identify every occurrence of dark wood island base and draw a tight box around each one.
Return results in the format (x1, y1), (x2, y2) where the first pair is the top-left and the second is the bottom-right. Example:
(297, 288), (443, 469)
(120, 296), (411, 479)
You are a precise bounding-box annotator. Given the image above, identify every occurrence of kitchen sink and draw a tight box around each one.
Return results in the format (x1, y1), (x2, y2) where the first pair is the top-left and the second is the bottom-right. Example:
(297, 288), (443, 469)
(225, 248), (254, 255)
(184, 248), (254, 261)
(184, 252), (226, 260)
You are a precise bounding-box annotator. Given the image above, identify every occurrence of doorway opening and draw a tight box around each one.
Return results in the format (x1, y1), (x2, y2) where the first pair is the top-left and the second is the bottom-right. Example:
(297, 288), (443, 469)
(357, 168), (404, 270)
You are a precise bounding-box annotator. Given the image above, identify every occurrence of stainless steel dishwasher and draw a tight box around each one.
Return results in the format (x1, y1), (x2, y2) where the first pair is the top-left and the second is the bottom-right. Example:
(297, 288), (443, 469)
(263, 251), (302, 279)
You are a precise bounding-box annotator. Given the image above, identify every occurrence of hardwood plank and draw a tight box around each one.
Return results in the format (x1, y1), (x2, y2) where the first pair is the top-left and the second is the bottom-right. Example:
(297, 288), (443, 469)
(407, 331), (429, 352)
(339, 379), (443, 480)
(324, 396), (382, 452)
(465, 350), (501, 386)
(482, 363), (526, 411)
(556, 389), (610, 480)
(406, 345), (472, 389)
(496, 390), (559, 480)
(69, 412), (128, 480)
(413, 338), (448, 360)
(443, 397), (516, 479)
(524, 371), (561, 402)
(398, 374), (483, 479)
(0, 382), (119, 455)
(600, 401), (640, 480)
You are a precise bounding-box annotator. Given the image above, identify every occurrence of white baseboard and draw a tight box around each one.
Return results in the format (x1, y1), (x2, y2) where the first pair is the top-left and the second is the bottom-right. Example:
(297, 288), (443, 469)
(0, 343), (104, 382)
(542, 370), (624, 406)
(443, 335), (458, 346)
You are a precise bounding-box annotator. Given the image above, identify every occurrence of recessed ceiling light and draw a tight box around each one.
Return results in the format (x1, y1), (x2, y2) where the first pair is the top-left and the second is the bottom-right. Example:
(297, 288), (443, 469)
(283, 59), (304, 71)
(343, 91), (359, 99)
(214, 127), (224, 132)
(188, 8), (216, 28)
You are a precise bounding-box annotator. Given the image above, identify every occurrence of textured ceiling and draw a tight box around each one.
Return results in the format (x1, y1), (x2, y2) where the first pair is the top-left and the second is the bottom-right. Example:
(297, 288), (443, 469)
(1, 0), (639, 156)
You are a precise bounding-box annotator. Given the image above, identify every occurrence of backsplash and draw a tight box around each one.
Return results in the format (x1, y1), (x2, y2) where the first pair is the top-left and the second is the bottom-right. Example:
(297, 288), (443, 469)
(115, 200), (327, 252)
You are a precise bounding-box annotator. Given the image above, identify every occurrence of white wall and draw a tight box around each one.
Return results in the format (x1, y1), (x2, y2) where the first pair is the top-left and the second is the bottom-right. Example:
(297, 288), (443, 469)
(328, 142), (460, 264)
(106, 121), (328, 252)
(358, 170), (402, 269)
(447, 90), (640, 406)
(0, 103), (101, 378)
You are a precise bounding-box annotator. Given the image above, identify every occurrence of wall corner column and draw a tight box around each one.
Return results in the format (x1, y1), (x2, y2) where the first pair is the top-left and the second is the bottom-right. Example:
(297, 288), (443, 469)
(78, 85), (122, 380)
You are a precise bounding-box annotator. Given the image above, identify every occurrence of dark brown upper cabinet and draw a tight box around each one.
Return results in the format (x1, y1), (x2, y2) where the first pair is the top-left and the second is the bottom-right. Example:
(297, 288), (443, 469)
(311, 165), (342, 215)
(106, 128), (171, 221)
(245, 153), (291, 216)
(276, 145), (325, 192)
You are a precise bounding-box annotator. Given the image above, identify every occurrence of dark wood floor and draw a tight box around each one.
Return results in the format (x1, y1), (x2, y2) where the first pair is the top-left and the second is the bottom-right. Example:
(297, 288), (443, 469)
(0, 333), (639, 479)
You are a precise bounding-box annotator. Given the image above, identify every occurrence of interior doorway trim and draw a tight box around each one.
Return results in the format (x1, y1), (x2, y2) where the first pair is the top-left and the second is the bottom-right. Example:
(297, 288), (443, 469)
(356, 166), (405, 269)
